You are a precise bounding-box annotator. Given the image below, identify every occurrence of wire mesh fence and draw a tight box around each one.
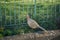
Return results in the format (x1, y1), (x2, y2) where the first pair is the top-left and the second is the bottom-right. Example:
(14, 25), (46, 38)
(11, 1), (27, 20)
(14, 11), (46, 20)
(0, 0), (60, 36)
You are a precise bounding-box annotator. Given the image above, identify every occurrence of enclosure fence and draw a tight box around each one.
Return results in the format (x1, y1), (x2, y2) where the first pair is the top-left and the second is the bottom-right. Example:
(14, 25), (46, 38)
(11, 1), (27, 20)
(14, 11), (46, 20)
(0, 0), (60, 34)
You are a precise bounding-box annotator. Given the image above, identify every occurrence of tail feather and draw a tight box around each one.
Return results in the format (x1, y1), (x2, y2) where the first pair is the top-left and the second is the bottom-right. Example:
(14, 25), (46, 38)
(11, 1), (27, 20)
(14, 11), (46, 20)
(38, 26), (48, 32)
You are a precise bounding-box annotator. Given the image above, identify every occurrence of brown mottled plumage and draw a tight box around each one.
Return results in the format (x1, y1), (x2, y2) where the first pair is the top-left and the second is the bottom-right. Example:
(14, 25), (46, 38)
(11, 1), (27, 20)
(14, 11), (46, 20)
(26, 14), (48, 32)
(26, 14), (56, 36)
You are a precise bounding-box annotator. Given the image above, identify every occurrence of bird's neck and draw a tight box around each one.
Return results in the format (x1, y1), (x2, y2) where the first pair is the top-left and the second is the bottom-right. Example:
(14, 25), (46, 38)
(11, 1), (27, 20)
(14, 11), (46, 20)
(27, 16), (30, 21)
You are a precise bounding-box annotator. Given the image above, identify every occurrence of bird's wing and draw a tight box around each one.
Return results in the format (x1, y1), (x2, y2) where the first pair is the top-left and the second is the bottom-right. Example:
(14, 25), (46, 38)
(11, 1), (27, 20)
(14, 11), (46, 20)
(30, 19), (47, 32)
(30, 19), (40, 27)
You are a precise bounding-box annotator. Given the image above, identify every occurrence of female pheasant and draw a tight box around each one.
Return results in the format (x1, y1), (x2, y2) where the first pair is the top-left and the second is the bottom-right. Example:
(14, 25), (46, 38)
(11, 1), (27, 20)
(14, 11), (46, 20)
(26, 14), (48, 32)
(26, 14), (56, 36)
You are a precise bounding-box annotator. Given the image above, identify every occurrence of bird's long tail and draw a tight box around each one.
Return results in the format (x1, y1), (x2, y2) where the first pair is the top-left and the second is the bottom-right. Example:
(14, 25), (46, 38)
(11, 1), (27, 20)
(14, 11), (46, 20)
(38, 26), (48, 32)
(38, 26), (56, 36)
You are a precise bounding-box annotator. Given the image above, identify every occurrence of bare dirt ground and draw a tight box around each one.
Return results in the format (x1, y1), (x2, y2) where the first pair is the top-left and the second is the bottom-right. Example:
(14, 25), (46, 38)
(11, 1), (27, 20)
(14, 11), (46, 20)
(0, 30), (60, 40)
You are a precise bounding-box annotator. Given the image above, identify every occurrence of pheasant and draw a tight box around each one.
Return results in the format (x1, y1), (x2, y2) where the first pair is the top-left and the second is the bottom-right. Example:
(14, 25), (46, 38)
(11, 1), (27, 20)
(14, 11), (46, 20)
(26, 14), (48, 32)
(26, 14), (56, 36)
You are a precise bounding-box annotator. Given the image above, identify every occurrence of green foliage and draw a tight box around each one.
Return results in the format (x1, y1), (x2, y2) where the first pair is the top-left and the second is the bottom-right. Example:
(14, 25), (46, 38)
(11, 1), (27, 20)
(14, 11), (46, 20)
(0, 34), (3, 38)
(3, 29), (12, 36)
(0, 0), (60, 37)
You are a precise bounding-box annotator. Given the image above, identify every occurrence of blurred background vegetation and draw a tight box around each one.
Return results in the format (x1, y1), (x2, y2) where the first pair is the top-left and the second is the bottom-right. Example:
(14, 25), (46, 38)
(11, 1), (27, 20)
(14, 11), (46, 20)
(0, 0), (60, 38)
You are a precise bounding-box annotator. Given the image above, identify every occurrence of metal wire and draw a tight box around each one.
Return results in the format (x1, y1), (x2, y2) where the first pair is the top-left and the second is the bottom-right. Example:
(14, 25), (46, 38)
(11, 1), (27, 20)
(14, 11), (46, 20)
(4, 0), (6, 26)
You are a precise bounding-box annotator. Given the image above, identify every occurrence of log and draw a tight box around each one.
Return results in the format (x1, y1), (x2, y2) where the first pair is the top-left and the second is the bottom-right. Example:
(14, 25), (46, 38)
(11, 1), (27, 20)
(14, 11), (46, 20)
(0, 30), (60, 40)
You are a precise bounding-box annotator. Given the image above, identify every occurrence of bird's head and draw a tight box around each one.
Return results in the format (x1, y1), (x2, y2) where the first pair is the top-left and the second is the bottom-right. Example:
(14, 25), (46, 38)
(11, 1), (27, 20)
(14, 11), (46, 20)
(26, 14), (30, 19)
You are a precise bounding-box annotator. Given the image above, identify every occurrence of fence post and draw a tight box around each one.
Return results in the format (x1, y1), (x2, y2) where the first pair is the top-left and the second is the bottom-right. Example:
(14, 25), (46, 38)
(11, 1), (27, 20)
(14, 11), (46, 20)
(34, 0), (36, 15)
